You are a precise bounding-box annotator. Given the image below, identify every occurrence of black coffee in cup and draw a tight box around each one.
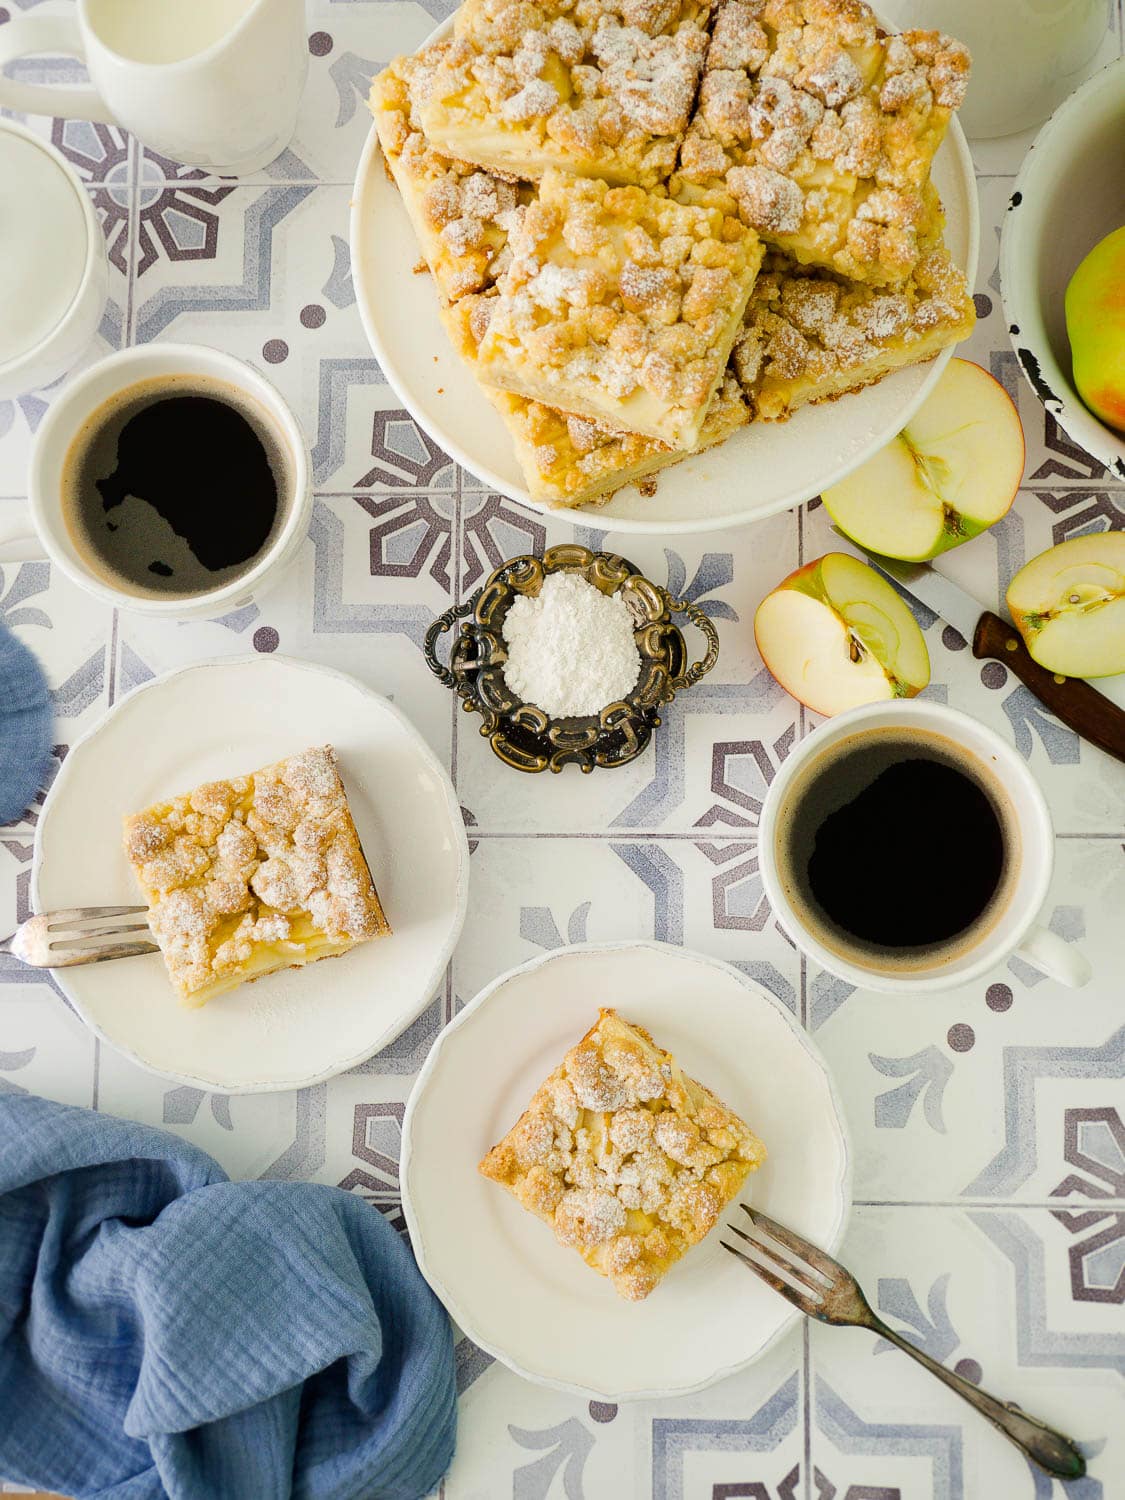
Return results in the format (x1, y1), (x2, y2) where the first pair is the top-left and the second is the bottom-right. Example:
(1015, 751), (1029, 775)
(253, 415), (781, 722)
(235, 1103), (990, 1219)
(61, 373), (291, 599)
(775, 726), (1020, 974)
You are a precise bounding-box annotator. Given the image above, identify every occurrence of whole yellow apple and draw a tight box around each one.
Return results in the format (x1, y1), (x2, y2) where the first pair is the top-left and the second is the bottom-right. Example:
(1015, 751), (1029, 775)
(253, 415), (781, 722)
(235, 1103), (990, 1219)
(1065, 225), (1125, 434)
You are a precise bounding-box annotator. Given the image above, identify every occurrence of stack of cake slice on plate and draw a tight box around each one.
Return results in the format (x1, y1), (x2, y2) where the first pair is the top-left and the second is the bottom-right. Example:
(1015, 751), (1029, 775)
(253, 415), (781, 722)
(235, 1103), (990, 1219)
(369, 0), (976, 511)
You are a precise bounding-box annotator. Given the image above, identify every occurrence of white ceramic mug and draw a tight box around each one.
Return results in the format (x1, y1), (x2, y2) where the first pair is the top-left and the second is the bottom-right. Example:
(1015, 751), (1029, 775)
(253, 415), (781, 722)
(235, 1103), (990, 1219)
(0, 118), (107, 399)
(877, 0), (1112, 139)
(758, 701), (1091, 992)
(0, 0), (308, 175)
(0, 343), (311, 620)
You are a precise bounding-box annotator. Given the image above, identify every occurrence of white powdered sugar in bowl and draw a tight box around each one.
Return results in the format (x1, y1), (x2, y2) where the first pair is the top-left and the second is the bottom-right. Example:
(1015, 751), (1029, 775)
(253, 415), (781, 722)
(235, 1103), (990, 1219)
(501, 570), (641, 718)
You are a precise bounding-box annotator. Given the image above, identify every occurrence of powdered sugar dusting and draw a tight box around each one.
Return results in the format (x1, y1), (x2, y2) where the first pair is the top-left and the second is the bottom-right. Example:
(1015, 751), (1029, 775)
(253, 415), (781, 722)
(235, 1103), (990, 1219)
(501, 570), (641, 718)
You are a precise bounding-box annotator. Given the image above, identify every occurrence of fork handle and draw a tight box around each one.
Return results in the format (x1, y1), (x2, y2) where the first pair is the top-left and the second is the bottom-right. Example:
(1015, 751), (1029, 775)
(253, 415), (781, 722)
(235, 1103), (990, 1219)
(870, 1318), (1086, 1480)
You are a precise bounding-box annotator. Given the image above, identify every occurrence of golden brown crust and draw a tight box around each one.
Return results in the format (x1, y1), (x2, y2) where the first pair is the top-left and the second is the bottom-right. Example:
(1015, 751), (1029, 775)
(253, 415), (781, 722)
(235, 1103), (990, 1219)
(672, 0), (970, 285)
(474, 170), (762, 449)
(732, 243), (975, 418)
(414, 0), (715, 189)
(447, 293), (749, 505)
(480, 1009), (766, 1300)
(124, 746), (390, 1005)
(369, 49), (532, 303)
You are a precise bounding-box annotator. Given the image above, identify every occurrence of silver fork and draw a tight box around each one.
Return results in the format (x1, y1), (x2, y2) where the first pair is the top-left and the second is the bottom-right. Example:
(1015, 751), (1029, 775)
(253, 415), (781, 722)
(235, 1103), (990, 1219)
(723, 1205), (1086, 1481)
(0, 906), (158, 967)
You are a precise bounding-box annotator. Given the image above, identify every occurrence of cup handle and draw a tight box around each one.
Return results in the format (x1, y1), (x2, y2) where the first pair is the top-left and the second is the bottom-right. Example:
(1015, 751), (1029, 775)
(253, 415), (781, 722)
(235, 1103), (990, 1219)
(1014, 924), (1092, 989)
(0, 12), (118, 123)
(0, 501), (46, 563)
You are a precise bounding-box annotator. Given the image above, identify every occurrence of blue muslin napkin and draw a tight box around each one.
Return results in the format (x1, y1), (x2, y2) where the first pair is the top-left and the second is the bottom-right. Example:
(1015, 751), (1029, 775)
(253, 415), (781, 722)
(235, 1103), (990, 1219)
(0, 620), (53, 825)
(0, 1093), (456, 1500)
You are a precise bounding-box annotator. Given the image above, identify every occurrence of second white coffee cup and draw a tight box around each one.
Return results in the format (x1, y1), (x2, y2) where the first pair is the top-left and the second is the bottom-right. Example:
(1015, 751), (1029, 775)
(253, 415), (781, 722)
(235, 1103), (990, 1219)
(0, 343), (311, 620)
(758, 700), (1091, 992)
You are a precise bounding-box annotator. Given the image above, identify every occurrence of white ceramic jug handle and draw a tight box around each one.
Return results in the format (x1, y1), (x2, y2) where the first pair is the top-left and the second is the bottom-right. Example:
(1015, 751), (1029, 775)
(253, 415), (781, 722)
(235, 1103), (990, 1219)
(0, 12), (117, 124)
(0, 502), (45, 563)
(1014, 924), (1092, 989)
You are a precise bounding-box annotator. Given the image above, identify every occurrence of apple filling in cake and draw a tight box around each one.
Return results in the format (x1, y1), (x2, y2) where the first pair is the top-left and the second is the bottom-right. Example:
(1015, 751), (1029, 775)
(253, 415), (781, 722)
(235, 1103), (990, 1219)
(369, 48), (531, 303)
(123, 746), (390, 1006)
(475, 169), (762, 450)
(732, 245), (975, 419)
(413, 0), (713, 188)
(673, 0), (970, 285)
(447, 293), (749, 505)
(480, 1009), (766, 1299)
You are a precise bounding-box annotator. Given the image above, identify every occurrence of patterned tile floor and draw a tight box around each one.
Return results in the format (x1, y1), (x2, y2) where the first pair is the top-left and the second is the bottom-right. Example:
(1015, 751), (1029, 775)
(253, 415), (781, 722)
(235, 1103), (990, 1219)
(1, 2), (1124, 1497)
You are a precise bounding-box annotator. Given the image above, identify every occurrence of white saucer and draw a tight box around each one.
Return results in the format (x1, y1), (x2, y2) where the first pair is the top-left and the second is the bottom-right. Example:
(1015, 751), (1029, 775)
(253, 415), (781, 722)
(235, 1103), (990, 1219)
(401, 942), (851, 1399)
(33, 656), (469, 1093)
(350, 26), (979, 535)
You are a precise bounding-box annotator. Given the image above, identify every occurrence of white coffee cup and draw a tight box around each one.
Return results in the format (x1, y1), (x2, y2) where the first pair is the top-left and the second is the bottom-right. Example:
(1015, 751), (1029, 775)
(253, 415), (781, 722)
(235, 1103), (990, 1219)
(0, 343), (311, 620)
(876, 0), (1112, 140)
(758, 700), (1091, 992)
(0, 119), (108, 400)
(0, 0), (308, 176)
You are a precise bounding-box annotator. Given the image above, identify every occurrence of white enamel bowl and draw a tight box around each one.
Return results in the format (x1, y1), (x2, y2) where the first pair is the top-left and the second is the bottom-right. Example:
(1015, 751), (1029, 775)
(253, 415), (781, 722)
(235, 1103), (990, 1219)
(1001, 57), (1125, 482)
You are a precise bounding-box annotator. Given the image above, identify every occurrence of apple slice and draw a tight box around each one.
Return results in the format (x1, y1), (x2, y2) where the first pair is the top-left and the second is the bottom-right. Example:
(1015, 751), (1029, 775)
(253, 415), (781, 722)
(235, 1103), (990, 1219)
(821, 359), (1025, 561)
(755, 552), (930, 715)
(1006, 533), (1125, 678)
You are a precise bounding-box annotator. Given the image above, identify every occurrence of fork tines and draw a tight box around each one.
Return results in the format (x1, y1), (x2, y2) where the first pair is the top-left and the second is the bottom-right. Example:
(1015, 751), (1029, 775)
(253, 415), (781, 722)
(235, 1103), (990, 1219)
(721, 1205), (835, 1315)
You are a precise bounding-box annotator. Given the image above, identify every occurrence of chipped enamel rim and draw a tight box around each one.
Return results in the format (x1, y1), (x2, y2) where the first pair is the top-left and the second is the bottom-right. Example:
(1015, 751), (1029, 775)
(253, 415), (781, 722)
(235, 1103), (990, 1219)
(1000, 55), (1125, 483)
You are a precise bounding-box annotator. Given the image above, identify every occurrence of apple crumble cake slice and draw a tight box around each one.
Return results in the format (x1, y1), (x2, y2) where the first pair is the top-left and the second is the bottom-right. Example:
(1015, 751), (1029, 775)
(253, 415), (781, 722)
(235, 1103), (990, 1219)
(732, 244), (975, 419)
(413, 0), (713, 189)
(673, 0), (970, 286)
(474, 169), (762, 450)
(123, 746), (390, 1007)
(369, 48), (532, 303)
(447, 293), (749, 506)
(480, 1009), (766, 1300)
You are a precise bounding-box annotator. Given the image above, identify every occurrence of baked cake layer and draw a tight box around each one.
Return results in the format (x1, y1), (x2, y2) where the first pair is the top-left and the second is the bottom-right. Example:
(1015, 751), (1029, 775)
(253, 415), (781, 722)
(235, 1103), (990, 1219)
(732, 243), (975, 419)
(480, 1008), (766, 1300)
(414, 0), (714, 189)
(370, 48), (531, 303)
(448, 293), (749, 506)
(124, 746), (390, 1006)
(673, 0), (969, 285)
(475, 169), (762, 450)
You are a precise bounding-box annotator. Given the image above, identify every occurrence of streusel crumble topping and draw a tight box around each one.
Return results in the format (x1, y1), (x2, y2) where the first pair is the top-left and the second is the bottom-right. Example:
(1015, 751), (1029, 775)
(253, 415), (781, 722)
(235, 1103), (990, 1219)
(480, 1009), (766, 1299)
(414, 0), (715, 187)
(732, 244), (974, 418)
(674, 0), (970, 284)
(475, 170), (762, 449)
(370, 49), (530, 301)
(124, 746), (390, 1004)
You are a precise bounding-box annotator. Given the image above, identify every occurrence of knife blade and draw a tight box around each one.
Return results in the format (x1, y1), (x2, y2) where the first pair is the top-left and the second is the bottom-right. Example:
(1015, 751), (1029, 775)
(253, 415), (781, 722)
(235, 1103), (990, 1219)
(847, 548), (982, 644)
(836, 534), (1125, 765)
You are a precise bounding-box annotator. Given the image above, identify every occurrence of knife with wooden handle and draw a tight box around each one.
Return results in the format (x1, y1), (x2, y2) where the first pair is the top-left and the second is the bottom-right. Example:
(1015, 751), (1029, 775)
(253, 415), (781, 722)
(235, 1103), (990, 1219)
(843, 544), (1125, 765)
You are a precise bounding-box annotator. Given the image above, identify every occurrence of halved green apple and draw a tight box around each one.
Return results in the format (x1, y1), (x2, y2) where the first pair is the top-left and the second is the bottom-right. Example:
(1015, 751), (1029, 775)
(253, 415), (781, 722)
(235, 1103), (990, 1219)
(821, 359), (1025, 561)
(1007, 533), (1125, 678)
(754, 552), (930, 715)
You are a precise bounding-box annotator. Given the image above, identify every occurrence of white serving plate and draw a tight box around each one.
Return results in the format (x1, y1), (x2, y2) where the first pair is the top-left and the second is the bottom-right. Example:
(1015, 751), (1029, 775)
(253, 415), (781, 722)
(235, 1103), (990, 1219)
(1001, 56), (1125, 483)
(33, 656), (469, 1093)
(401, 942), (851, 1399)
(350, 27), (979, 534)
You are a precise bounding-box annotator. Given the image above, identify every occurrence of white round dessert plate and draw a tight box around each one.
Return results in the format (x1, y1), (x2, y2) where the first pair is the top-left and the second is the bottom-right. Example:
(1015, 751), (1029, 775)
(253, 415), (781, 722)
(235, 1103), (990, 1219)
(1001, 56), (1125, 483)
(350, 25), (979, 535)
(401, 942), (851, 1400)
(33, 656), (469, 1093)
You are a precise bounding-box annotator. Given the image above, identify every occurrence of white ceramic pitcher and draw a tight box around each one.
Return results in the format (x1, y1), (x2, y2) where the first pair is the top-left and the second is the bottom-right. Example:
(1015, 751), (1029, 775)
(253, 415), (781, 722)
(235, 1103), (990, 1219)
(0, 0), (308, 175)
